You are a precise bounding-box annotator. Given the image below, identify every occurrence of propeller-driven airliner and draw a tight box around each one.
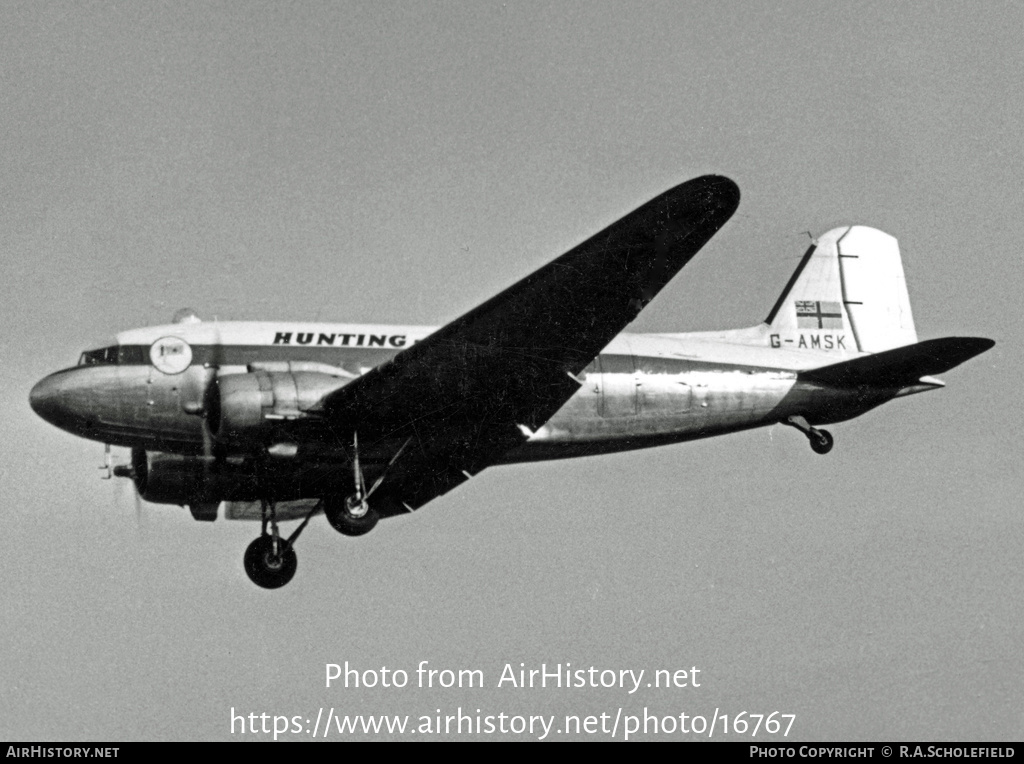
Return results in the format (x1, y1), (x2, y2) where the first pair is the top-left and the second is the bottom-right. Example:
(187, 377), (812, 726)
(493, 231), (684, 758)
(30, 176), (993, 588)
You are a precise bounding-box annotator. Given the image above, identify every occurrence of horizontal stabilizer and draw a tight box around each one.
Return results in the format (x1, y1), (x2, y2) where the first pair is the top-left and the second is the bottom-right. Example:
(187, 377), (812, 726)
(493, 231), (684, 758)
(799, 337), (994, 388)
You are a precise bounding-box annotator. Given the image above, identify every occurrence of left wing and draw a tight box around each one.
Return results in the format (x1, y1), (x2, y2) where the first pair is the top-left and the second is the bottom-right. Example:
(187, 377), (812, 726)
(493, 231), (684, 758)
(319, 175), (740, 514)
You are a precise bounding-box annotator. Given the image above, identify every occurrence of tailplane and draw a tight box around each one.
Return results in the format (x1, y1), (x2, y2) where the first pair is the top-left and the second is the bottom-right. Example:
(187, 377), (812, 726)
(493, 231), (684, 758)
(766, 226), (917, 353)
(799, 336), (995, 388)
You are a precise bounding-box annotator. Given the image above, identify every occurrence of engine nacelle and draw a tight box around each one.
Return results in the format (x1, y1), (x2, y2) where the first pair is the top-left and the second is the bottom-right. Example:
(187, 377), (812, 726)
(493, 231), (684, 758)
(131, 448), (258, 506)
(209, 370), (349, 443)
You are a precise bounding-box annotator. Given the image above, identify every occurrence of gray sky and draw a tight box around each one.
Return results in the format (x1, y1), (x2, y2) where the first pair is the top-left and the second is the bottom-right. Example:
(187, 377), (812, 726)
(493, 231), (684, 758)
(2, 1), (1021, 741)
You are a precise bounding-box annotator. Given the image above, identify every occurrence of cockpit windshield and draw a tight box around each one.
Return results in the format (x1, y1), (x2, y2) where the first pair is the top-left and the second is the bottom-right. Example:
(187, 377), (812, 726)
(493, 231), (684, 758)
(77, 346), (118, 366)
(77, 345), (148, 366)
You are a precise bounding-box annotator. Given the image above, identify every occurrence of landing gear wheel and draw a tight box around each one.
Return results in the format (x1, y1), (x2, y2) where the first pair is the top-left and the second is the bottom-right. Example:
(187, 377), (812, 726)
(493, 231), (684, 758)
(244, 535), (297, 589)
(809, 429), (834, 455)
(325, 496), (379, 536)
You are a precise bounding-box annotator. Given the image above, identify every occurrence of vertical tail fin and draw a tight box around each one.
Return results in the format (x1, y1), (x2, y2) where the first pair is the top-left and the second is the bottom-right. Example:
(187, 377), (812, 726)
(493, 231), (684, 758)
(766, 226), (917, 353)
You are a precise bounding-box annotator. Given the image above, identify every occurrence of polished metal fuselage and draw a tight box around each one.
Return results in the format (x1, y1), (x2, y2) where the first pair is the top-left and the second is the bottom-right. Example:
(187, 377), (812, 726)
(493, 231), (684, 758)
(30, 320), (921, 472)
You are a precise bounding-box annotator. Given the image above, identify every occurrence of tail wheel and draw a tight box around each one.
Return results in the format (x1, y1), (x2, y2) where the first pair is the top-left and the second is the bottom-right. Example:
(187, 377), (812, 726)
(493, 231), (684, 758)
(810, 429), (834, 455)
(244, 535), (297, 589)
(325, 496), (379, 536)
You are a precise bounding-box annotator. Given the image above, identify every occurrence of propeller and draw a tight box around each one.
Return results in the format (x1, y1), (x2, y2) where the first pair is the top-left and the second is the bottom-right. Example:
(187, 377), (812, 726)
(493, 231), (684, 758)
(179, 323), (224, 467)
(107, 445), (145, 532)
(200, 370), (219, 462)
(99, 443), (113, 479)
(116, 473), (145, 532)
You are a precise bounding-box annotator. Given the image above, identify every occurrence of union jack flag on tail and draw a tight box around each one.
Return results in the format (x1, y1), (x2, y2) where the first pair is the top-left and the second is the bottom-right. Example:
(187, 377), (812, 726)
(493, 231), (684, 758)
(795, 300), (843, 329)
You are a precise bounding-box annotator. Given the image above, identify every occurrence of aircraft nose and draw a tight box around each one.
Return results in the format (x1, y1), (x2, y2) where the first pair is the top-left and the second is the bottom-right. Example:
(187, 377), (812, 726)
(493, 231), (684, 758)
(30, 374), (64, 425)
(30, 371), (93, 432)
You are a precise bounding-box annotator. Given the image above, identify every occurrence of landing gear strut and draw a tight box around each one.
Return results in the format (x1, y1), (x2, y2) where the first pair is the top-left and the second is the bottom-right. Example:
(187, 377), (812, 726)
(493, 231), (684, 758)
(784, 415), (834, 455)
(323, 432), (410, 537)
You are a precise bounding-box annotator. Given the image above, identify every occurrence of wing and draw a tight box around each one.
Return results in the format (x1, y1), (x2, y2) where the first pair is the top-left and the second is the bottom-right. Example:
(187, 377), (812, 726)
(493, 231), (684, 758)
(320, 175), (740, 514)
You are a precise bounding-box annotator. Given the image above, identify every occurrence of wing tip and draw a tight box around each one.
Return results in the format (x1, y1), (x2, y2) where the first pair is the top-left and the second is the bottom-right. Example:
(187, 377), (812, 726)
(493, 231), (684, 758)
(669, 174), (741, 224)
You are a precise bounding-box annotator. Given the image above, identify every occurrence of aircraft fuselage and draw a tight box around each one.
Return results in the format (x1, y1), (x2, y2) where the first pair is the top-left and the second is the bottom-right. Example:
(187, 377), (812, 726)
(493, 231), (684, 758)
(31, 320), (912, 482)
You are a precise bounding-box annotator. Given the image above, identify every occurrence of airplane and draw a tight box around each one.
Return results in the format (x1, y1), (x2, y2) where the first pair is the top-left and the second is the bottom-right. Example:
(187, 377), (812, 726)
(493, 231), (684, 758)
(29, 175), (994, 589)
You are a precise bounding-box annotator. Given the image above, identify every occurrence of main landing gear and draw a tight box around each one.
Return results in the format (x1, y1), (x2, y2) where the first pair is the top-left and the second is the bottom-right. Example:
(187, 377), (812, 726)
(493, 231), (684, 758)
(324, 494), (379, 536)
(324, 431), (410, 537)
(784, 415), (834, 455)
(243, 497), (317, 589)
(242, 492), (376, 588)
(244, 534), (297, 590)
(242, 432), (412, 588)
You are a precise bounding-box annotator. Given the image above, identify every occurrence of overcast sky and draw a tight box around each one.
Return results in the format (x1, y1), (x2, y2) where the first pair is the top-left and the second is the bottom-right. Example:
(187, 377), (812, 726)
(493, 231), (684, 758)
(2, 1), (1021, 741)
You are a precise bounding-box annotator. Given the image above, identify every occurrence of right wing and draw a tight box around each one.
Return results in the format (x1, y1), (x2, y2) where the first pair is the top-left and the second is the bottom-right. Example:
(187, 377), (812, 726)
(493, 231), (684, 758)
(318, 175), (740, 513)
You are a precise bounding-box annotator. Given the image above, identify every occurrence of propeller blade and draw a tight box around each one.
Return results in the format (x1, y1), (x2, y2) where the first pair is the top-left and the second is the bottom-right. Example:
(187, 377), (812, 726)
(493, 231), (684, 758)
(201, 413), (214, 460)
(200, 323), (224, 469)
(134, 486), (144, 531)
(99, 443), (112, 479)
